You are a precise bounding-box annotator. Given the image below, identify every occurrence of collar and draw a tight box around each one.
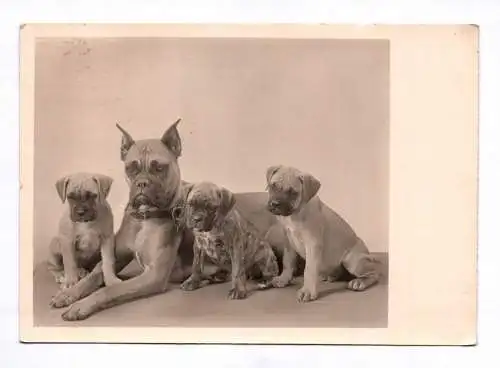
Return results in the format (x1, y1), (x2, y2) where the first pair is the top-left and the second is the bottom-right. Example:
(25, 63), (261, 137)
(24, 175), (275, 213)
(127, 202), (186, 230)
(128, 209), (173, 220)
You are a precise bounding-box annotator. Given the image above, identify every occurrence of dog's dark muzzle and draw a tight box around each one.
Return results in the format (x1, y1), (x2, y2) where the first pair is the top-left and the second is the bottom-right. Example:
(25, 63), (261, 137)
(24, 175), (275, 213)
(187, 211), (215, 232)
(267, 199), (294, 216)
(71, 207), (97, 222)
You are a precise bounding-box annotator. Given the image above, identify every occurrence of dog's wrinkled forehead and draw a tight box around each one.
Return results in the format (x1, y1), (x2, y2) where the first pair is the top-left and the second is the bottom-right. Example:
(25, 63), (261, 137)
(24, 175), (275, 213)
(187, 182), (221, 207)
(66, 173), (99, 195)
(124, 140), (175, 165)
(269, 167), (303, 192)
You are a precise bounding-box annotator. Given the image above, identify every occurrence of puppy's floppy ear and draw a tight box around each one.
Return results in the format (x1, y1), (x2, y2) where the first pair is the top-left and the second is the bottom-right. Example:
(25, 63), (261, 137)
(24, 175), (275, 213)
(173, 181), (193, 224)
(217, 187), (236, 219)
(299, 172), (321, 204)
(266, 165), (282, 185)
(180, 181), (195, 202)
(116, 123), (135, 161)
(92, 174), (113, 202)
(161, 118), (182, 158)
(55, 176), (70, 203)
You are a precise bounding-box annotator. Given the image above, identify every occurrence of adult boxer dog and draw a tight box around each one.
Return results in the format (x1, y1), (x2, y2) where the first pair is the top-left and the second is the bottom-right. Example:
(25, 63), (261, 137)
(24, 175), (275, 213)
(47, 173), (119, 289)
(265, 165), (380, 303)
(180, 182), (279, 299)
(50, 119), (194, 321)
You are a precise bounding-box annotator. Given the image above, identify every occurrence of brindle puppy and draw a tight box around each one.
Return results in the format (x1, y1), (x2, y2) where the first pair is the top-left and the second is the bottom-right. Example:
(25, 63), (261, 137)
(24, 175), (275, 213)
(180, 182), (279, 299)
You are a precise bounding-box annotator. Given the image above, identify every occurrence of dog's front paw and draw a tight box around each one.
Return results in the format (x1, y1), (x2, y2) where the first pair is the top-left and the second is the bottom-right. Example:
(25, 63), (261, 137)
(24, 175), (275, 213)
(50, 288), (79, 308)
(54, 273), (65, 285)
(77, 268), (89, 279)
(207, 269), (230, 283)
(61, 301), (93, 321)
(61, 272), (81, 289)
(347, 278), (368, 291)
(180, 275), (202, 291)
(270, 275), (292, 288)
(297, 287), (318, 303)
(321, 274), (340, 283)
(104, 275), (123, 286)
(227, 287), (247, 300)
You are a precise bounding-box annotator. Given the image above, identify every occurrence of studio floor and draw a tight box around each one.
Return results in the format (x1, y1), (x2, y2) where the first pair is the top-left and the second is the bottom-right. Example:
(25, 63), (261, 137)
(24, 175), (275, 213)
(33, 253), (388, 328)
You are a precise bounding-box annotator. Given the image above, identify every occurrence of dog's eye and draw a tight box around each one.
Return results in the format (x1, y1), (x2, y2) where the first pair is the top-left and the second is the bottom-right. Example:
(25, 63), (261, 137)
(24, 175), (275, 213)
(126, 161), (140, 177)
(151, 160), (169, 174)
(83, 191), (97, 201)
(287, 188), (298, 197)
(66, 193), (77, 201)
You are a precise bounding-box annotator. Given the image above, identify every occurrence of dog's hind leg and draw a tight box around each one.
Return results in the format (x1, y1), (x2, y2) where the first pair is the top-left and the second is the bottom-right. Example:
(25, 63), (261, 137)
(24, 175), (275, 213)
(47, 238), (65, 285)
(50, 226), (135, 308)
(341, 238), (380, 291)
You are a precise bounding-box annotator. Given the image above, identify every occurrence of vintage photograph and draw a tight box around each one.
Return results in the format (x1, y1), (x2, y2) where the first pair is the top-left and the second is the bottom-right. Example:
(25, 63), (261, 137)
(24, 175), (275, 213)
(20, 24), (477, 345)
(32, 35), (389, 327)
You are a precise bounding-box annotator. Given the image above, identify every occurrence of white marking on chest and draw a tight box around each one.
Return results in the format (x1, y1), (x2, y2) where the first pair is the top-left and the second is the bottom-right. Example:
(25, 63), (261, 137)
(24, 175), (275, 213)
(134, 222), (154, 251)
(74, 222), (92, 235)
(277, 216), (313, 258)
(133, 220), (165, 269)
(72, 222), (101, 259)
(194, 230), (230, 264)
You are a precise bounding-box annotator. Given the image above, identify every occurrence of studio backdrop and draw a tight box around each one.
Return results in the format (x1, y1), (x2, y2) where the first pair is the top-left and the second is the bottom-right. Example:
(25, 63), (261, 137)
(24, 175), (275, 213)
(34, 37), (389, 265)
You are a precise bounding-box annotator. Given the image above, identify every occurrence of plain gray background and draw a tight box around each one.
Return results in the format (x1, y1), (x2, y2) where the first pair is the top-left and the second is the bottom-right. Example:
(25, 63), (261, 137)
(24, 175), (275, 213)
(2, 0), (499, 367)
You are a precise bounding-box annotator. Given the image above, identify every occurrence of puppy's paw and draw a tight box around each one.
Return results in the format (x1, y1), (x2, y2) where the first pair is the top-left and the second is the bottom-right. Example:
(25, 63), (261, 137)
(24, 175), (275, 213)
(296, 287), (318, 303)
(61, 301), (93, 321)
(61, 274), (80, 289)
(180, 275), (202, 291)
(321, 274), (340, 283)
(54, 273), (65, 285)
(77, 268), (89, 279)
(50, 289), (78, 308)
(207, 269), (230, 283)
(270, 275), (292, 288)
(104, 275), (123, 286)
(227, 287), (247, 300)
(347, 278), (368, 291)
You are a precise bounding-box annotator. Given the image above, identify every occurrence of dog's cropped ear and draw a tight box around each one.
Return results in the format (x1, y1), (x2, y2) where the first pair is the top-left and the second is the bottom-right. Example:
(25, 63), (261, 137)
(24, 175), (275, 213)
(116, 123), (135, 161)
(218, 187), (236, 219)
(161, 118), (182, 158)
(55, 176), (70, 203)
(299, 172), (321, 204)
(266, 165), (282, 185)
(92, 174), (113, 202)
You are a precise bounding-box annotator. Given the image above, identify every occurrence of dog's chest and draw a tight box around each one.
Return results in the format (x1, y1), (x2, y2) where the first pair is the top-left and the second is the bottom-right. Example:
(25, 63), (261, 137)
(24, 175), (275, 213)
(133, 220), (168, 269)
(73, 223), (101, 258)
(194, 231), (231, 266)
(277, 217), (310, 258)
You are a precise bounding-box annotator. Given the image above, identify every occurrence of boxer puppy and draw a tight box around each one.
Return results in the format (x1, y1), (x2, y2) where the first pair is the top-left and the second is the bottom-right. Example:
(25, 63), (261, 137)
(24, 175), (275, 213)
(47, 173), (120, 289)
(265, 165), (380, 302)
(50, 119), (195, 321)
(180, 182), (279, 299)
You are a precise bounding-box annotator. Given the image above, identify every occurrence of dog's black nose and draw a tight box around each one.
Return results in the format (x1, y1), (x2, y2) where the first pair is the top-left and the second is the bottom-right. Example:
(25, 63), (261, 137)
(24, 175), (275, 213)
(136, 178), (150, 189)
(75, 208), (87, 216)
(192, 214), (203, 223)
(269, 200), (280, 209)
